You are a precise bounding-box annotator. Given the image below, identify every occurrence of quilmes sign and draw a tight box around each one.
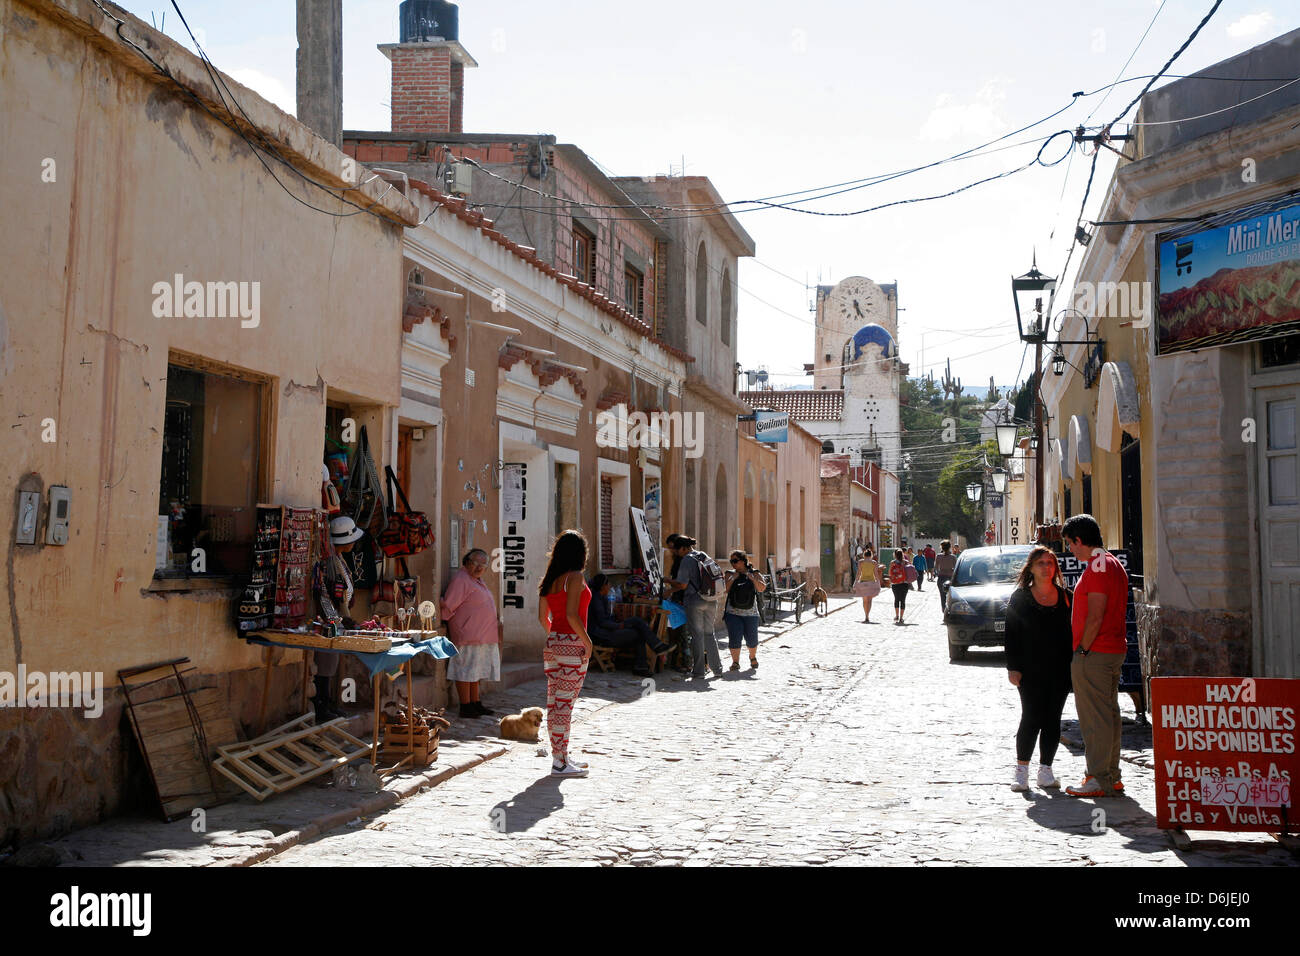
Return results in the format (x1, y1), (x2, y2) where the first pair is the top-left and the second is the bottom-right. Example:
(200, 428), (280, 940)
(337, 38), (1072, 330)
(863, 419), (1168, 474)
(754, 410), (789, 443)
(1155, 193), (1300, 355)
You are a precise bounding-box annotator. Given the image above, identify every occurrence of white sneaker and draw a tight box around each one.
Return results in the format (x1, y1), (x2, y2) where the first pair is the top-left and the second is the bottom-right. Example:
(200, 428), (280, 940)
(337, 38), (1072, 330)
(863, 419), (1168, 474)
(550, 760), (589, 778)
(1037, 765), (1060, 789)
(1011, 764), (1029, 792)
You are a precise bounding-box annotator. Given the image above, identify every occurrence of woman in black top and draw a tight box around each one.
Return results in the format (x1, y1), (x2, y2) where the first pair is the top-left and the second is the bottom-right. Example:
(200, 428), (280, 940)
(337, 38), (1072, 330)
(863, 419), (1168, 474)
(1005, 546), (1073, 792)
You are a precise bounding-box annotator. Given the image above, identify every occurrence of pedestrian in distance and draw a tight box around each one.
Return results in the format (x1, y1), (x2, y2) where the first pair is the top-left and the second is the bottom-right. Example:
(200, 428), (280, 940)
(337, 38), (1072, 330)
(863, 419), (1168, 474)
(852, 546), (882, 623)
(722, 550), (767, 671)
(1061, 514), (1131, 798)
(538, 530), (594, 778)
(664, 535), (726, 681)
(924, 543), (936, 582)
(934, 540), (957, 612)
(889, 551), (910, 624)
(912, 547), (927, 591)
(1005, 547), (1073, 792)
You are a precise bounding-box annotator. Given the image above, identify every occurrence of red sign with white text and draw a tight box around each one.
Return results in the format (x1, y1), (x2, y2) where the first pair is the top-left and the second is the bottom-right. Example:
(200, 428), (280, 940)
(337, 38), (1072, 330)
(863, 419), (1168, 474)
(1152, 677), (1298, 831)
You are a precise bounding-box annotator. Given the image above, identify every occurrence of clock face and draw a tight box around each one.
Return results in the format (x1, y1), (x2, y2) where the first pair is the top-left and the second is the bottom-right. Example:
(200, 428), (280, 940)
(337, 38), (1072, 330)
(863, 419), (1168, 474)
(830, 277), (881, 326)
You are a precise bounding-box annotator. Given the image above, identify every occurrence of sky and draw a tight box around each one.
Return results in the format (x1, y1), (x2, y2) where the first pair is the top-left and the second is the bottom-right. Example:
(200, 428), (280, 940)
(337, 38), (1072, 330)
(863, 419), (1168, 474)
(115, 0), (1300, 393)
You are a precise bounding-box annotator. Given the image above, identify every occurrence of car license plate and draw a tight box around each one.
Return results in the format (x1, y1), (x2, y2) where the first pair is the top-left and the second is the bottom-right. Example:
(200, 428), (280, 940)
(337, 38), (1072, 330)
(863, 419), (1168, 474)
(994, 620), (1005, 632)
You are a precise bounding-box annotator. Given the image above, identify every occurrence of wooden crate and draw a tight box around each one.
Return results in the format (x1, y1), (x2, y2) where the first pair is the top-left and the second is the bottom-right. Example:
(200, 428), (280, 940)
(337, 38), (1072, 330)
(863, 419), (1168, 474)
(332, 633), (393, 652)
(382, 722), (439, 766)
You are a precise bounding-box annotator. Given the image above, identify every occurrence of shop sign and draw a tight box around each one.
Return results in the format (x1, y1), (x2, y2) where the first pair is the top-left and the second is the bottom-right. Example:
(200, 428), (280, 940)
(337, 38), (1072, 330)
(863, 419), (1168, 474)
(1156, 193), (1300, 355)
(1152, 677), (1298, 832)
(501, 463), (527, 609)
(502, 464), (526, 522)
(755, 410), (789, 443)
(630, 506), (663, 598)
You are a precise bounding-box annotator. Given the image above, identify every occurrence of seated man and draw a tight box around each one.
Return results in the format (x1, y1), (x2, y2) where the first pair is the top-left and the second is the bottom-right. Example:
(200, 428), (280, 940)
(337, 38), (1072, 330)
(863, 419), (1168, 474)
(588, 574), (671, 676)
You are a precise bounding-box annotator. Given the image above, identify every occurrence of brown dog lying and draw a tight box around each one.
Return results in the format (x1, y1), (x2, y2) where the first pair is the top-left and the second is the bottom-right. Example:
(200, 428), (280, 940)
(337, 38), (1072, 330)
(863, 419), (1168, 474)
(498, 706), (544, 742)
(811, 586), (829, 616)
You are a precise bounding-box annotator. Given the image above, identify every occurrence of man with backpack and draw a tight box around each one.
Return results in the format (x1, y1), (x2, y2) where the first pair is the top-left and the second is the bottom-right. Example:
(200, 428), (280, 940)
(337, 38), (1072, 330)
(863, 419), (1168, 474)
(666, 535), (726, 681)
(723, 550), (767, 672)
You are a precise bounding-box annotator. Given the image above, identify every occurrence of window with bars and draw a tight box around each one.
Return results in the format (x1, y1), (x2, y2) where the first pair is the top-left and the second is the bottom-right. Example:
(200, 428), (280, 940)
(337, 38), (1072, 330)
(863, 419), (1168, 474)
(157, 361), (266, 578)
(624, 263), (644, 319)
(572, 222), (596, 285)
(599, 477), (614, 568)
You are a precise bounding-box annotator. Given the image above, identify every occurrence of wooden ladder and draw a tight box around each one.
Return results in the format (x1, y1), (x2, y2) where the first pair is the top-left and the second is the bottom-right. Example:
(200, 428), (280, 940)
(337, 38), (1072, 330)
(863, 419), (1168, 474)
(212, 713), (371, 801)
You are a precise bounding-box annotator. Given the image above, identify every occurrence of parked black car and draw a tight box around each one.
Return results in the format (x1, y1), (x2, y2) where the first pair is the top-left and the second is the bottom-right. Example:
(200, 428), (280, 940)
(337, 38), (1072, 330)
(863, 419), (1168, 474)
(944, 545), (1034, 661)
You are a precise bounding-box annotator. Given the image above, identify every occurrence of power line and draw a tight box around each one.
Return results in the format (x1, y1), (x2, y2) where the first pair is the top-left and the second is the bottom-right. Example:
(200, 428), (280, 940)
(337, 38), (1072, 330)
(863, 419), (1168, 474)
(1050, 0), (1225, 318)
(1084, 0), (1169, 124)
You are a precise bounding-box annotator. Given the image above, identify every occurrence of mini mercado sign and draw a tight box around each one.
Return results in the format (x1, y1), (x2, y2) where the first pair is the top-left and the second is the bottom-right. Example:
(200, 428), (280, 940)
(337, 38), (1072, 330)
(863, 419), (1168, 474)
(1156, 192), (1300, 355)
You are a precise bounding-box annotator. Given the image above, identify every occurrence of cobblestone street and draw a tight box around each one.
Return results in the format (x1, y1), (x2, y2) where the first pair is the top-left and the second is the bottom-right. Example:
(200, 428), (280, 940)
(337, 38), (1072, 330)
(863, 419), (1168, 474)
(267, 589), (1298, 867)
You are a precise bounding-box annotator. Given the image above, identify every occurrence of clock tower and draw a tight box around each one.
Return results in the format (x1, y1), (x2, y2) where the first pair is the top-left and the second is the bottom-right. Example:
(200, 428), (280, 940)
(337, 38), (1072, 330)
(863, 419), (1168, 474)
(813, 277), (897, 390)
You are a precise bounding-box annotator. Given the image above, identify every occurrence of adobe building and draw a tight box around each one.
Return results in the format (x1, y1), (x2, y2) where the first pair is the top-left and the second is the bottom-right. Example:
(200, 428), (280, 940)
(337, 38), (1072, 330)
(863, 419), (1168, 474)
(0, 0), (415, 843)
(1041, 27), (1300, 680)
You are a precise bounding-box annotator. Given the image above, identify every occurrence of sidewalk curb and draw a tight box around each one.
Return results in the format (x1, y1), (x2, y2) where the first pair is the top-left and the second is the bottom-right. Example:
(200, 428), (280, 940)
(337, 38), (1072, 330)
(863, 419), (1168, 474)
(232, 744), (509, 867)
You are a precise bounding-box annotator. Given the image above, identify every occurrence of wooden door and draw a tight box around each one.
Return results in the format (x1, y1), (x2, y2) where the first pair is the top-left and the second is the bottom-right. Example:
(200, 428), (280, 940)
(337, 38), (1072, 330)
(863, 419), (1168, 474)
(1257, 384), (1300, 677)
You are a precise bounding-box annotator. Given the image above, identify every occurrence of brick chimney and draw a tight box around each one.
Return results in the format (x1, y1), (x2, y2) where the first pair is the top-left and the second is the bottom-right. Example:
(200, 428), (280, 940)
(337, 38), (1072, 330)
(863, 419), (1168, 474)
(381, 1), (476, 134)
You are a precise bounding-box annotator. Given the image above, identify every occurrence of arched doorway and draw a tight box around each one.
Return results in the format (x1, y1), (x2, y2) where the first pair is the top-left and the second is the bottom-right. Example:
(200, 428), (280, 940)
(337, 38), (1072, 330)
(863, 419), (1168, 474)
(743, 463), (756, 554)
(715, 463), (729, 559)
(697, 457), (709, 554)
(684, 459), (696, 541)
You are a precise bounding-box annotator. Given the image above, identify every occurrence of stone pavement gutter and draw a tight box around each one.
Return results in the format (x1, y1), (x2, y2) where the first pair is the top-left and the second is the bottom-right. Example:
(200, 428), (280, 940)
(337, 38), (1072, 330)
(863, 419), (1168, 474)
(20, 599), (838, 868)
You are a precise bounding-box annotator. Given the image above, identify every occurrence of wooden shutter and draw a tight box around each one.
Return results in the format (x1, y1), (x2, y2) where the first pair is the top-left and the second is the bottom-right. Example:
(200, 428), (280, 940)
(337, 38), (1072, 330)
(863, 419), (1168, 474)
(600, 477), (614, 568)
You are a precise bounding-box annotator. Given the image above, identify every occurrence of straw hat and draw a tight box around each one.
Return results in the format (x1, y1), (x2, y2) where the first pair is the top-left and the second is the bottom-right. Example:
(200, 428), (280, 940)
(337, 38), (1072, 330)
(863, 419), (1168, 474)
(330, 515), (364, 545)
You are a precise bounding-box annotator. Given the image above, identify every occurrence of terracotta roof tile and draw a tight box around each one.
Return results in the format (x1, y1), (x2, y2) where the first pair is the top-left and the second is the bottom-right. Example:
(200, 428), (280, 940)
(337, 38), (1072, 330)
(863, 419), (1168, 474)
(407, 179), (692, 363)
(741, 389), (844, 422)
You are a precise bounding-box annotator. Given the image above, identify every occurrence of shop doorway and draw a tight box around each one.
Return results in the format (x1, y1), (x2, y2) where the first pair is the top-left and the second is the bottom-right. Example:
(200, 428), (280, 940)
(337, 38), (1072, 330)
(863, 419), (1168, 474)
(1255, 383), (1300, 677)
(1120, 435), (1143, 581)
(820, 524), (835, 589)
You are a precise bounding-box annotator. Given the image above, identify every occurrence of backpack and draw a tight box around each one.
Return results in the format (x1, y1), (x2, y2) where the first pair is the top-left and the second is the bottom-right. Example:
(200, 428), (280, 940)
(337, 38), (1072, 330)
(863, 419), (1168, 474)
(729, 572), (757, 610)
(690, 550), (725, 601)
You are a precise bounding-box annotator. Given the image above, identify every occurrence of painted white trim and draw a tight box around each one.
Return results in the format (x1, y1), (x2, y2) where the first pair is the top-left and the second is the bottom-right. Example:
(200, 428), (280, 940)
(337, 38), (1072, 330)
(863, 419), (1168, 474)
(1096, 361), (1141, 452)
(403, 211), (687, 386)
(597, 457), (631, 479)
(1068, 415), (1093, 476)
(500, 421), (540, 447)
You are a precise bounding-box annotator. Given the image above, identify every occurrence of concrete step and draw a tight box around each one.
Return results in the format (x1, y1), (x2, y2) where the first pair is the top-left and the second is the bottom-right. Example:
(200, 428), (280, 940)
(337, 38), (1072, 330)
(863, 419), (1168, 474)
(478, 661), (544, 696)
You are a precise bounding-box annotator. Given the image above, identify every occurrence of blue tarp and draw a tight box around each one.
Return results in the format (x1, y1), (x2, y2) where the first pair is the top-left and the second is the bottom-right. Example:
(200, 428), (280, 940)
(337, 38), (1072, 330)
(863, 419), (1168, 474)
(660, 599), (686, 629)
(244, 634), (459, 680)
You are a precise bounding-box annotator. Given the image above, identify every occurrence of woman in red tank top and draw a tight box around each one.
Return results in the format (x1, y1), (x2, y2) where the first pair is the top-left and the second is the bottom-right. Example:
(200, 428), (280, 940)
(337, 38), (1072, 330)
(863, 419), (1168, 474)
(537, 530), (594, 778)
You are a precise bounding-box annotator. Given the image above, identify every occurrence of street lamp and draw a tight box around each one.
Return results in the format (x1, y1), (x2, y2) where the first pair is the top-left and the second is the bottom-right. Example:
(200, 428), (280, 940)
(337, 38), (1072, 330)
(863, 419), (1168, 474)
(995, 408), (1018, 458)
(1052, 349), (1066, 376)
(991, 468), (1008, 495)
(1011, 252), (1055, 345)
(965, 482), (982, 503)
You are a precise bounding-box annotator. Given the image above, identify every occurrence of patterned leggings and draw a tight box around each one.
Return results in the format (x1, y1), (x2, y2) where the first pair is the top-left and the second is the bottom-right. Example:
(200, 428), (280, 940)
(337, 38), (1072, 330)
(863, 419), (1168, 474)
(544, 632), (589, 763)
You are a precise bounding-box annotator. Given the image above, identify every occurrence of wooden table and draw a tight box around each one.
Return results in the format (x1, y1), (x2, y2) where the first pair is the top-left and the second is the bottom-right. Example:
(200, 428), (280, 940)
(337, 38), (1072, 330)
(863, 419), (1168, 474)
(246, 628), (448, 771)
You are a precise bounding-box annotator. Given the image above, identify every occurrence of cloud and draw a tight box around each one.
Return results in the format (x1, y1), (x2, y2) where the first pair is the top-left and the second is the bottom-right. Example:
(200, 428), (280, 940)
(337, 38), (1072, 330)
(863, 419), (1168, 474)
(1226, 11), (1274, 37)
(227, 68), (296, 116)
(918, 80), (1010, 142)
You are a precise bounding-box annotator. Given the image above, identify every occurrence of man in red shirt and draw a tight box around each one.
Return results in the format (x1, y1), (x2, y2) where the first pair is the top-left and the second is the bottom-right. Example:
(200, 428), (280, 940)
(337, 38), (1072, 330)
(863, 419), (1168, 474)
(1062, 514), (1130, 798)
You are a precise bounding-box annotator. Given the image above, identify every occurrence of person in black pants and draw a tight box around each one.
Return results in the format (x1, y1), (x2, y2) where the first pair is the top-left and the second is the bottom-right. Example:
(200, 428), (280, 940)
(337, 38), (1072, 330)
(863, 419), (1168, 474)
(1005, 546), (1074, 792)
(588, 574), (671, 676)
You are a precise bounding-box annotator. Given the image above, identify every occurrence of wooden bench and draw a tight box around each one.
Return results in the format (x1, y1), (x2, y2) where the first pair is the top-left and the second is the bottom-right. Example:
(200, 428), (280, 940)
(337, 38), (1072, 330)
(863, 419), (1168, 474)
(597, 602), (671, 673)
